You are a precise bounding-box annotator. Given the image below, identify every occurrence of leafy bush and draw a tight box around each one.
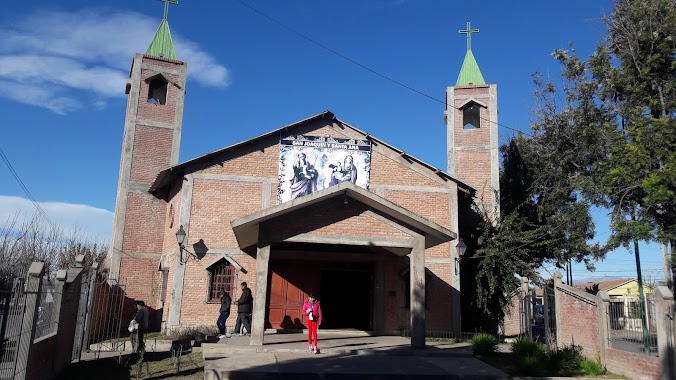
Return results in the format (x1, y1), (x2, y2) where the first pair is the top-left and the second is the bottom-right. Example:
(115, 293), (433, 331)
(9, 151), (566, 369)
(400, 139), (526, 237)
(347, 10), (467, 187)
(514, 354), (547, 377)
(548, 344), (584, 372)
(510, 338), (546, 358)
(470, 333), (498, 356)
(580, 359), (606, 375)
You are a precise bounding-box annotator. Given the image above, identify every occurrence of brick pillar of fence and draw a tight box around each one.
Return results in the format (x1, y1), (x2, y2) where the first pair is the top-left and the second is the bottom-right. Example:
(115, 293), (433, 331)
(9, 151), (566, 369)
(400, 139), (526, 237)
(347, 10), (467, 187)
(15, 262), (45, 379)
(596, 291), (610, 367)
(653, 286), (675, 380)
(81, 262), (98, 353)
(554, 271), (562, 350)
(521, 277), (531, 339)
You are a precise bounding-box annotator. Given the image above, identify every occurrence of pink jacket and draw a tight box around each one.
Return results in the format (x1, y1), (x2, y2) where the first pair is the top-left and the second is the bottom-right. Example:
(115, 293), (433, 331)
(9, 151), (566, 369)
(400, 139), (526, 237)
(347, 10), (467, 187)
(302, 299), (322, 325)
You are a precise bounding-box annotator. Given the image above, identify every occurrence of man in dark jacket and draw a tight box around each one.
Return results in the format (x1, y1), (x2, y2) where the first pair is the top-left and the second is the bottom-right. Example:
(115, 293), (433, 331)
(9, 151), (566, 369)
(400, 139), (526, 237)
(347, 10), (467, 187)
(233, 282), (253, 336)
(133, 300), (149, 353)
(216, 288), (231, 338)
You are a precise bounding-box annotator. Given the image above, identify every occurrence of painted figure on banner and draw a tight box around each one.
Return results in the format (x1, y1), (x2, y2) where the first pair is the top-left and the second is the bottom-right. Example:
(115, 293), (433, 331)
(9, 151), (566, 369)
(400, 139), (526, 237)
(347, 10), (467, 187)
(329, 155), (357, 186)
(289, 152), (318, 199)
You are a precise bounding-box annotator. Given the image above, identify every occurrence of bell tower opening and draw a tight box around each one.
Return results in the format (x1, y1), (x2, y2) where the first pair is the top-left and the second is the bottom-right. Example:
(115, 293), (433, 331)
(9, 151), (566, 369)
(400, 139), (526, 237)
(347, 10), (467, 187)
(147, 74), (169, 105)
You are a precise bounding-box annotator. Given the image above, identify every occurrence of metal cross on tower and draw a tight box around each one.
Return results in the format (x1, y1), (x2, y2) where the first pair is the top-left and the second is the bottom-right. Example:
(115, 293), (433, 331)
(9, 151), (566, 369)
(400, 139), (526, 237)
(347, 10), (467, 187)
(158, 0), (178, 20)
(458, 22), (479, 51)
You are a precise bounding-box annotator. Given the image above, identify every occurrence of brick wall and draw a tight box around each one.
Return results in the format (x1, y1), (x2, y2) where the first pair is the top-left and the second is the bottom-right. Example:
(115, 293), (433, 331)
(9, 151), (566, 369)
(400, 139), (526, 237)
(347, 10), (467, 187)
(556, 286), (601, 360)
(502, 293), (523, 337)
(606, 348), (660, 380)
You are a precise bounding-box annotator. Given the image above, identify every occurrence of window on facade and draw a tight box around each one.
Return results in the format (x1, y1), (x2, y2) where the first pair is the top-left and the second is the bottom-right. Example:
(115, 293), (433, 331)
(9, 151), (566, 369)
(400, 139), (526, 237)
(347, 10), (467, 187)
(147, 76), (168, 105)
(462, 103), (481, 129)
(207, 259), (235, 302)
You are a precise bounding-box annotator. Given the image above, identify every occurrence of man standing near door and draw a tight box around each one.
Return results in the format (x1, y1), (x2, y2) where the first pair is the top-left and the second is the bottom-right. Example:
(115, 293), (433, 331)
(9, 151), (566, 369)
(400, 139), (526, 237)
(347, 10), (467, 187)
(233, 282), (253, 336)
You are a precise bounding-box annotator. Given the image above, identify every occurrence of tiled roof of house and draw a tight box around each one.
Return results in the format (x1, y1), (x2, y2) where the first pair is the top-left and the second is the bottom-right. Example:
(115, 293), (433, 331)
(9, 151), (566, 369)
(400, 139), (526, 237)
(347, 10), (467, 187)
(573, 278), (634, 293)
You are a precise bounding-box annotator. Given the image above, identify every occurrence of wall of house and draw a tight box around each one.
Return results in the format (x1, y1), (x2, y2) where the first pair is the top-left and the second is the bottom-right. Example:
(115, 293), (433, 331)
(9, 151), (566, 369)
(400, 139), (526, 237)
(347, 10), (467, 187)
(608, 281), (653, 297)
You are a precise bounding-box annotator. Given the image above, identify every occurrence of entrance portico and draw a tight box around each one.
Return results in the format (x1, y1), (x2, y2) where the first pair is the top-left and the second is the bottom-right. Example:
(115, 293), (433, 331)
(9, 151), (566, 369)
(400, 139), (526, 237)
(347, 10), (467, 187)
(231, 182), (455, 349)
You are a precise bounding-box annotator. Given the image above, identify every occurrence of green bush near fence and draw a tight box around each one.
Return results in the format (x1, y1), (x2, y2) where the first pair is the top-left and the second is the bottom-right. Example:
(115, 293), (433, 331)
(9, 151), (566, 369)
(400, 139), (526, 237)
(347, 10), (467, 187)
(475, 339), (608, 377)
(470, 333), (498, 356)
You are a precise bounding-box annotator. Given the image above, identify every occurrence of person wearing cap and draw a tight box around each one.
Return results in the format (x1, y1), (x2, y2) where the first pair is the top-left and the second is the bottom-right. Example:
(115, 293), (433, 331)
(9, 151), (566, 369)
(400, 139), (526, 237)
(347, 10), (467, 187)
(302, 293), (322, 354)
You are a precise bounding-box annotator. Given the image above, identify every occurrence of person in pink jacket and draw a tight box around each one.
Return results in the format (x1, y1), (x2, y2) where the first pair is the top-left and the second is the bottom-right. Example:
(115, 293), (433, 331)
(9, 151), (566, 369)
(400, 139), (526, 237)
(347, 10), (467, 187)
(302, 293), (322, 354)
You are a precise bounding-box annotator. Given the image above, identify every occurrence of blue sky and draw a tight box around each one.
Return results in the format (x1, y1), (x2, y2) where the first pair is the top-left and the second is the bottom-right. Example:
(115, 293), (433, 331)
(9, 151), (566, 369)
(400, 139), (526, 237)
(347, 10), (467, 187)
(0, 0), (668, 283)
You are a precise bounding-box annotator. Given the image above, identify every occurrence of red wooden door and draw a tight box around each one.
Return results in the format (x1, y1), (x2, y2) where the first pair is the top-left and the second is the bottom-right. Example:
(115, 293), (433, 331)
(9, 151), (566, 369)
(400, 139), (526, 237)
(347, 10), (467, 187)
(267, 267), (319, 329)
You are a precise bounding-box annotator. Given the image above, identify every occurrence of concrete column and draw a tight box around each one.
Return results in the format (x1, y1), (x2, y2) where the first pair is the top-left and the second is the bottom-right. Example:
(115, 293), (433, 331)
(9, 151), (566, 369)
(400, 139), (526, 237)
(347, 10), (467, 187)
(596, 291), (610, 367)
(168, 174), (194, 328)
(521, 277), (530, 339)
(82, 262), (99, 351)
(373, 258), (385, 332)
(53, 269), (67, 332)
(16, 262), (45, 378)
(653, 286), (675, 380)
(410, 237), (426, 349)
(250, 243), (270, 346)
(553, 271), (562, 350)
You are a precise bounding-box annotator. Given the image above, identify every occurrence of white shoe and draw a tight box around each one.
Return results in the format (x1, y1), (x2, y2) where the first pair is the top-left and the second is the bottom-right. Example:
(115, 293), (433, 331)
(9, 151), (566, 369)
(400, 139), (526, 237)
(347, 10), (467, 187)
(218, 334), (225, 339)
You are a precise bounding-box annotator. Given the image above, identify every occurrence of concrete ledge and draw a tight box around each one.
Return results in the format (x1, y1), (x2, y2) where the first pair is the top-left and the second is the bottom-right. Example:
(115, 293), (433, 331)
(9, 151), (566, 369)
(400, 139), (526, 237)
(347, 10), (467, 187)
(88, 338), (212, 352)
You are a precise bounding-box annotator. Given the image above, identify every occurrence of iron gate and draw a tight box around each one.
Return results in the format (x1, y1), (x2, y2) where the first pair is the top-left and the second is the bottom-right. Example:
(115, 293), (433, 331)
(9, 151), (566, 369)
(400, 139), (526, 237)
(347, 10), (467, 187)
(83, 273), (127, 360)
(0, 273), (27, 379)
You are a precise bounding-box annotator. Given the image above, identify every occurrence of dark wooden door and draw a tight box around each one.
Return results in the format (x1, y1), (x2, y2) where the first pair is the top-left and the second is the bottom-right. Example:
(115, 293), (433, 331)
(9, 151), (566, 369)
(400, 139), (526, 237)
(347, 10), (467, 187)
(267, 267), (319, 329)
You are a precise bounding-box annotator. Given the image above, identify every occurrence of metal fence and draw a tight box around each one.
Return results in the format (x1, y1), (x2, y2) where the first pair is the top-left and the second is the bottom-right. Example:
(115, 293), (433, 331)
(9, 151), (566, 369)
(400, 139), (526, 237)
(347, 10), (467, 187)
(607, 296), (658, 356)
(84, 274), (127, 359)
(0, 272), (28, 379)
(34, 277), (59, 340)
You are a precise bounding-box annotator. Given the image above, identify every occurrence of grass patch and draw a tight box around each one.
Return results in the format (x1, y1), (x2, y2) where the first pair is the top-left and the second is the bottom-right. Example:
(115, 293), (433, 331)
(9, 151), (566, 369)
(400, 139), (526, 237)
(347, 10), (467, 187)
(475, 341), (623, 378)
(168, 326), (214, 341)
(470, 333), (498, 356)
(56, 351), (203, 380)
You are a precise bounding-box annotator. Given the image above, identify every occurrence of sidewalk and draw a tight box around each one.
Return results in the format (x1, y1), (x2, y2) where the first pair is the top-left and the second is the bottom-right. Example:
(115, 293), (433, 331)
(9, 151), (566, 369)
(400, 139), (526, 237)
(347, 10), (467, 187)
(203, 332), (510, 379)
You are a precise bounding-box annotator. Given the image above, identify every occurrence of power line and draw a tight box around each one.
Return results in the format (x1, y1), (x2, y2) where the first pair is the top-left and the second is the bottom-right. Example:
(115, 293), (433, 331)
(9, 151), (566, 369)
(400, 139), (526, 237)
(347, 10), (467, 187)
(232, 0), (536, 139)
(0, 146), (57, 229)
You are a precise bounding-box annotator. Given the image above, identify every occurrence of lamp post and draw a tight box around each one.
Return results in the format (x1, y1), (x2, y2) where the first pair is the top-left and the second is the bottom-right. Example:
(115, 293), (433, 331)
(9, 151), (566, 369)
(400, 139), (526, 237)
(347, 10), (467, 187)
(455, 238), (467, 275)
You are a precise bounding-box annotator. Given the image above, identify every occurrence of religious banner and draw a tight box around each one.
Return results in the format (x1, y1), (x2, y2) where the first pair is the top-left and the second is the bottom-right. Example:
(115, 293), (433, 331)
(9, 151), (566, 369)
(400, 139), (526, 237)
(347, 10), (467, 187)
(277, 135), (371, 204)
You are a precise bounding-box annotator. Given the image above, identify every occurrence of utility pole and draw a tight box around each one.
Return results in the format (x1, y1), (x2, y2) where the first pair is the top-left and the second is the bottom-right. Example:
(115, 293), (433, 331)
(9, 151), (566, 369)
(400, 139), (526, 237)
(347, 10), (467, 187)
(633, 238), (651, 355)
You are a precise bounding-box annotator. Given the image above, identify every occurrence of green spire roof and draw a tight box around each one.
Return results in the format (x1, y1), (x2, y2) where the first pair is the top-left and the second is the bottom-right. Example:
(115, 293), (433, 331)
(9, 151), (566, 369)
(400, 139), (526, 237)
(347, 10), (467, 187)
(146, 18), (177, 60)
(455, 49), (485, 86)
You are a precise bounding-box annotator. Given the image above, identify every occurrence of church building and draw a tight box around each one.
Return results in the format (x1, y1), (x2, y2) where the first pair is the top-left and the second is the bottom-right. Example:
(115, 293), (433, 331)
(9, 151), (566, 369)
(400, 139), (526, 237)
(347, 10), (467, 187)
(107, 14), (498, 348)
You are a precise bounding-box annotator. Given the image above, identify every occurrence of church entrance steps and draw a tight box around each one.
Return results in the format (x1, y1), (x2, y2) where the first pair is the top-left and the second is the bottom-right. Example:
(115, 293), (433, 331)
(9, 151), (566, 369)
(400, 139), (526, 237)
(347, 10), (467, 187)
(203, 333), (509, 380)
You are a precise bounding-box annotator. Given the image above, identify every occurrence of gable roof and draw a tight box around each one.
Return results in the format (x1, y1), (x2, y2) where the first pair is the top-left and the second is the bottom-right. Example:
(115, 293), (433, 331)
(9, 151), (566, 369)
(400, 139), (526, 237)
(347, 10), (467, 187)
(149, 111), (474, 195)
(573, 278), (634, 293)
(231, 181), (456, 249)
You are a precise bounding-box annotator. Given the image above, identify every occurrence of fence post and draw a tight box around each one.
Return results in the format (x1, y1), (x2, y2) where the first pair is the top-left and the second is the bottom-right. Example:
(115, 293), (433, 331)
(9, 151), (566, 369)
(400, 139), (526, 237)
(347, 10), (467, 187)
(596, 291), (610, 368)
(15, 262), (45, 379)
(554, 271), (562, 350)
(81, 262), (98, 353)
(521, 277), (530, 339)
(653, 286), (674, 380)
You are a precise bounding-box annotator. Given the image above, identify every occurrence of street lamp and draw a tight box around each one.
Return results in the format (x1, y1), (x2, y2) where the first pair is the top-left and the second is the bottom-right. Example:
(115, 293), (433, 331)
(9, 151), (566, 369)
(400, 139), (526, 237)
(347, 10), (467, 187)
(176, 225), (196, 265)
(455, 238), (467, 275)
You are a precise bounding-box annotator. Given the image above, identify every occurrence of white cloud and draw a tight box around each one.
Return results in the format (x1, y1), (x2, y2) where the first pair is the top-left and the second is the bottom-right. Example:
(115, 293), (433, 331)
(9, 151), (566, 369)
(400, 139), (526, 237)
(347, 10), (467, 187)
(0, 8), (230, 114)
(0, 195), (113, 242)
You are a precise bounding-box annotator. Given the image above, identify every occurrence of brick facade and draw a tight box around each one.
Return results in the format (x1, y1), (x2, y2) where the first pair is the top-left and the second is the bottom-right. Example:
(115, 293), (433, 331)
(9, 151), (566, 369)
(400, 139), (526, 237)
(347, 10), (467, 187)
(109, 51), (489, 336)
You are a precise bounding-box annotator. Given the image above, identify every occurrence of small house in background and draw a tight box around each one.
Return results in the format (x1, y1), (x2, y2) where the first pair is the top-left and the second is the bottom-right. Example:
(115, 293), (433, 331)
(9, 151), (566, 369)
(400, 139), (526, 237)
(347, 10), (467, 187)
(575, 278), (655, 331)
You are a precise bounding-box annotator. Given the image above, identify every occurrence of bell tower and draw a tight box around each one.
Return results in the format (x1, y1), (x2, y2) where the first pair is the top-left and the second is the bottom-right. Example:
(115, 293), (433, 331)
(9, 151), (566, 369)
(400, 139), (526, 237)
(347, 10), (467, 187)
(445, 22), (499, 217)
(109, 0), (187, 309)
